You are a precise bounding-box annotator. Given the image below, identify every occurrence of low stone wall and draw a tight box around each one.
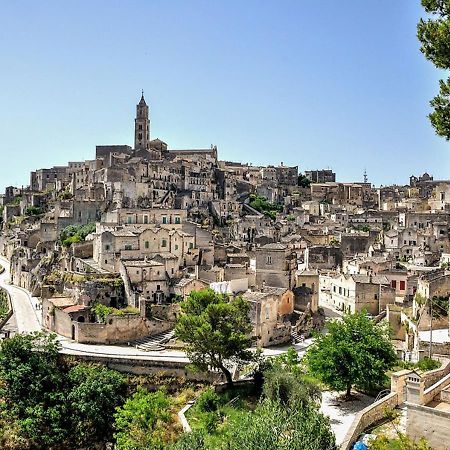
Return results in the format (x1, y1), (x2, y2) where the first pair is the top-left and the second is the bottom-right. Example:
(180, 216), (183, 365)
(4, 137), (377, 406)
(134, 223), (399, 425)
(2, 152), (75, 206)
(422, 373), (450, 405)
(422, 358), (450, 390)
(406, 403), (450, 449)
(61, 352), (221, 383)
(340, 392), (398, 450)
(441, 387), (450, 402)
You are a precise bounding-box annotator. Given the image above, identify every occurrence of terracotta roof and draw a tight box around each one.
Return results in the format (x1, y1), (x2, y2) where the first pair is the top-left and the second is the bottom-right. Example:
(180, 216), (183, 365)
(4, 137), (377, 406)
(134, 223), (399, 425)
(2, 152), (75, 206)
(63, 305), (88, 313)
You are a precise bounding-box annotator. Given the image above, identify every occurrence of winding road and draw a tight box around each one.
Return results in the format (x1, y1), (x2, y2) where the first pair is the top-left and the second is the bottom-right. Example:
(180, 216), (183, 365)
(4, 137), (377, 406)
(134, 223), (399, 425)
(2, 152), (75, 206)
(0, 256), (40, 333)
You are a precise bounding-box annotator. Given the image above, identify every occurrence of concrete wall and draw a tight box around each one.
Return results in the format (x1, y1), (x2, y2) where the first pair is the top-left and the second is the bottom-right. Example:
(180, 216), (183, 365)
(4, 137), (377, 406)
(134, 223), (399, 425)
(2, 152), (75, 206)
(406, 403), (450, 450)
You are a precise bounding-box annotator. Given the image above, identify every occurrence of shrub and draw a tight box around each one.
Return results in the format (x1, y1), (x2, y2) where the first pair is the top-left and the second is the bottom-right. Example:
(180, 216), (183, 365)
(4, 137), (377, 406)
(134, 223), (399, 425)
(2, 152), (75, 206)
(417, 357), (441, 372)
(263, 368), (321, 408)
(24, 206), (43, 216)
(60, 223), (96, 247)
(196, 389), (221, 413)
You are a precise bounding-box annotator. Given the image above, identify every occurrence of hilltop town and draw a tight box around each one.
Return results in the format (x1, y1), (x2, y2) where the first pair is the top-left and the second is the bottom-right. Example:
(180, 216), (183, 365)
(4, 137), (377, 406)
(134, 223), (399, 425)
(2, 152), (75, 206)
(1, 94), (450, 448)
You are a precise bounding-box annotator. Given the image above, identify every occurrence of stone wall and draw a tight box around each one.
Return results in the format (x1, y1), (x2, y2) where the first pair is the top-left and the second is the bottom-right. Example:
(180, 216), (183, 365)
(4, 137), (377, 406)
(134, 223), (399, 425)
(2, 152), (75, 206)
(60, 352), (221, 383)
(406, 403), (450, 449)
(422, 373), (450, 405)
(341, 392), (399, 450)
(75, 315), (171, 344)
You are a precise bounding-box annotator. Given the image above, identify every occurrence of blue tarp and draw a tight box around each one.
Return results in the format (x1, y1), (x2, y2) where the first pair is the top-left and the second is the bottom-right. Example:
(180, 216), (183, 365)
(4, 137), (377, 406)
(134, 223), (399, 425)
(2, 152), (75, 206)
(352, 442), (368, 450)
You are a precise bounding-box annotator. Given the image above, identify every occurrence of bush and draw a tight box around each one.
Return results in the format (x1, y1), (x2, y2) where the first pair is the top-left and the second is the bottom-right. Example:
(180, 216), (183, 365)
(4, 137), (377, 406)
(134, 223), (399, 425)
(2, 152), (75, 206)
(24, 206), (43, 216)
(196, 389), (221, 413)
(170, 430), (206, 450)
(92, 303), (113, 323)
(203, 411), (220, 433)
(417, 357), (441, 372)
(60, 223), (96, 247)
(263, 368), (321, 408)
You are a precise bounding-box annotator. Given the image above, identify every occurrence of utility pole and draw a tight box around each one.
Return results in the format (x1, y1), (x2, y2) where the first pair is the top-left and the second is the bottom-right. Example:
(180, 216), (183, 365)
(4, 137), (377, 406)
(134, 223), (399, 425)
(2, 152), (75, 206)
(429, 297), (433, 358)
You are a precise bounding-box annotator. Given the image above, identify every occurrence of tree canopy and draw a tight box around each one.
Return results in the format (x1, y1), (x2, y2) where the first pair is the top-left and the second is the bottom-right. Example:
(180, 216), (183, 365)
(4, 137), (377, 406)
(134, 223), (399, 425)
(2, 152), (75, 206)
(175, 289), (254, 385)
(172, 348), (335, 450)
(305, 312), (397, 398)
(0, 332), (126, 449)
(418, 0), (450, 139)
(114, 388), (173, 450)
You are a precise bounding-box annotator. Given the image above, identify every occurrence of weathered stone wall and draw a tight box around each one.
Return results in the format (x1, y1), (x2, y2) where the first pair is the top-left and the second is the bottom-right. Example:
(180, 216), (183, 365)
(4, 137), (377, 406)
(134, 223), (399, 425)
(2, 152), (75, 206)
(406, 403), (450, 450)
(75, 315), (171, 344)
(341, 392), (399, 450)
(422, 373), (450, 405)
(65, 277), (125, 308)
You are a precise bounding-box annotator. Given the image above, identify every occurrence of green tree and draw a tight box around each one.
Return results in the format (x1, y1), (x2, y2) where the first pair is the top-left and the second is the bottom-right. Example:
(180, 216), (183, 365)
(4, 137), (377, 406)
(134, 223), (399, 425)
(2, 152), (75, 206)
(418, 1), (450, 139)
(175, 289), (254, 385)
(114, 388), (172, 450)
(68, 364), (126, 447)
(262, 347), (321, 408)
(0, 333), (128, 449)
(298, 174), (311, 188)
(0, 332), (69, 448)
(305, 312), (397, 399)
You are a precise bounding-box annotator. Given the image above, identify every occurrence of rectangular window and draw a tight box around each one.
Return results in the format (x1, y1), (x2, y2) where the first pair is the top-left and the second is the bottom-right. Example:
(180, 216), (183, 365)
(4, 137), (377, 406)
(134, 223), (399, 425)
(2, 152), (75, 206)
(391, 280), (397, 289)
(175, 244), (178, 250)
(161, 239), (167, 248)
(143, 215), (148, 224)
(175, 216), (181, 224)
(189, 242), (194, 249)
(162, 216), (167, 224)
(124, 244), (132, 250)
(145, 241), (149, 249)
(266, 255), (272, 265)
(105, 244), (110, 251)
(400, 280), (405, 290)
(127, 216), (133, 224)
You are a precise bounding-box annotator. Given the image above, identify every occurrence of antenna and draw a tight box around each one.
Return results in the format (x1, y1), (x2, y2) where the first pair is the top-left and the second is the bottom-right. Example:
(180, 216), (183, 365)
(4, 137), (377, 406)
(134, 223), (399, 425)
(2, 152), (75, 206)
(363, 169), (368, 184)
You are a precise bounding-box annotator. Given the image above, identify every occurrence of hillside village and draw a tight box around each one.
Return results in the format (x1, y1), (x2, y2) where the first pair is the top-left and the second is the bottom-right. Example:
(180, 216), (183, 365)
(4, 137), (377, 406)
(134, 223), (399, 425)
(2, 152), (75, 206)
(2, 95), (450, 448)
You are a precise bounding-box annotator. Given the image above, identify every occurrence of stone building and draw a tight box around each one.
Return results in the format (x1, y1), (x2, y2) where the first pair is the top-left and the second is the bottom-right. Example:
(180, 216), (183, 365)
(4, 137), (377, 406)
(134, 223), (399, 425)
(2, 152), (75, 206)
(255, 243), (297, 289)
(243, 287), (294, 347)
(328, 273), (395, 315)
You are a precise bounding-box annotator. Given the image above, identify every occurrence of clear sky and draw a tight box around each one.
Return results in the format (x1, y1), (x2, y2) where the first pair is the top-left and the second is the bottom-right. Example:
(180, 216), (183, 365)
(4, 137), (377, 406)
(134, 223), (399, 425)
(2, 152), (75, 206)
(0, 0), (448, 190)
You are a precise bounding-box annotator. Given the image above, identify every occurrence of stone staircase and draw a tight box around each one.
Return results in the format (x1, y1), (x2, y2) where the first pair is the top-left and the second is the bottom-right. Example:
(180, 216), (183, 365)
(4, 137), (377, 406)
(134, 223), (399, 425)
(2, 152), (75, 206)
(133, 330), (175, 351)
(291, 328), (303, 343)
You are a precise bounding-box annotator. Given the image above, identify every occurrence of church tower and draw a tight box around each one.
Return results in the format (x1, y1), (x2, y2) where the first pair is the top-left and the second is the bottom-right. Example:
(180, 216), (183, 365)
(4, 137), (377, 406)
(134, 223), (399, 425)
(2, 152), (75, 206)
(134, 91), (150, 150)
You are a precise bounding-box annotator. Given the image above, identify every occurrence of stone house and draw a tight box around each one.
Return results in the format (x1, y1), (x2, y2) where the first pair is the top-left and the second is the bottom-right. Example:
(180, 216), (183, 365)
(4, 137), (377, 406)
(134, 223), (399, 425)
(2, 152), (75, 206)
(294, 269), (319, 312)
(255, 243), (297, 289)
(243, 287), (294, 347)
(329, 273), (395, 315)
(93, 226), (196, 272)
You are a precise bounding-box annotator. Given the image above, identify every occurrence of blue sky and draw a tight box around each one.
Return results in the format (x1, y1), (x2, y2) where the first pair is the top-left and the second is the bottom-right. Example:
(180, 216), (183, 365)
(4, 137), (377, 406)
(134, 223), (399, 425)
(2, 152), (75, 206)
(0, 0), (448, 190)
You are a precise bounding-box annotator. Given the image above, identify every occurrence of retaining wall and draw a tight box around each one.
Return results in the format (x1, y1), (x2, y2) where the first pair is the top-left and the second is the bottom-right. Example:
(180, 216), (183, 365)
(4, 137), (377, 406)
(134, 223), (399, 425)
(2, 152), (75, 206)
(406, 403), (450, 450)
(340, 392), (398, 450)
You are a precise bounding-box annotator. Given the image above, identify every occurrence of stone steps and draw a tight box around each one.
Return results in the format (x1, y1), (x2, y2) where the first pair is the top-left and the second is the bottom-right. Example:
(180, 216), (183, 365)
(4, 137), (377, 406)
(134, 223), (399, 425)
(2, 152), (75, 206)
(133, 330), (175, 352)
(291, 329), (303, 343)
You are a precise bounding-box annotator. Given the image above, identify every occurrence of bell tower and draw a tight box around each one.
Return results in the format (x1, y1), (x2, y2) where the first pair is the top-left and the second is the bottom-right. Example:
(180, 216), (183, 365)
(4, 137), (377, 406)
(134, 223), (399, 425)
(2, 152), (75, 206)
(134, 91), (150, 150)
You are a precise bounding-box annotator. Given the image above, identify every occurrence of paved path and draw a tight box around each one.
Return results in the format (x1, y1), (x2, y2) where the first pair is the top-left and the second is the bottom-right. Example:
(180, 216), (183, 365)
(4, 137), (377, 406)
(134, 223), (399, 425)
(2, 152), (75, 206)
(320, 391), (374, 446)
(0, 256), (41, 333)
